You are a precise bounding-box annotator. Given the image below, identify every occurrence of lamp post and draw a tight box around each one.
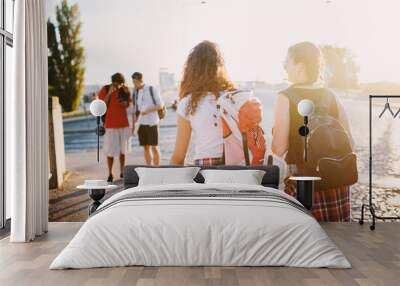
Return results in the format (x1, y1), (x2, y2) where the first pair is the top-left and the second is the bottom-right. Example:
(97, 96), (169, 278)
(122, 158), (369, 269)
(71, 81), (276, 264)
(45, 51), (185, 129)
(291, 99), (320, 210)
(297, 99), (315, 162)
(89, 99), (107, 162)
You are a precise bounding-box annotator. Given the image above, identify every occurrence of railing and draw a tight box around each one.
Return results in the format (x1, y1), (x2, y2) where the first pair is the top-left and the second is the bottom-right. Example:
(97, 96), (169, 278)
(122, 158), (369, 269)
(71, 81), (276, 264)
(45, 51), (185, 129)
(64, 124), (177, 134)
(63, 103), (178, 134)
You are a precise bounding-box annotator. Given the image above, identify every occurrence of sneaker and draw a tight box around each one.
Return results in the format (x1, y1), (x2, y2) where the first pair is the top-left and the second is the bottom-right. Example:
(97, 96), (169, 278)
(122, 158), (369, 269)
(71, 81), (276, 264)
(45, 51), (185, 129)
(107, 174), (113, 183)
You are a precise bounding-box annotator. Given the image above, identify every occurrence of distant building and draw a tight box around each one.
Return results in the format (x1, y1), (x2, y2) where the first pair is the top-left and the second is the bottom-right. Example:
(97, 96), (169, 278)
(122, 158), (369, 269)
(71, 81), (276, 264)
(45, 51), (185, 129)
(159, 68), (175, 91)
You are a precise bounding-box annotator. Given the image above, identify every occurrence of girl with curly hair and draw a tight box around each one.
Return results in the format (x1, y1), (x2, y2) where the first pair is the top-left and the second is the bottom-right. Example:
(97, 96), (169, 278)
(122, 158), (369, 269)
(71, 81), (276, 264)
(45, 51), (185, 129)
(170, 41), (235, 165)
(170, 41), (266, 166)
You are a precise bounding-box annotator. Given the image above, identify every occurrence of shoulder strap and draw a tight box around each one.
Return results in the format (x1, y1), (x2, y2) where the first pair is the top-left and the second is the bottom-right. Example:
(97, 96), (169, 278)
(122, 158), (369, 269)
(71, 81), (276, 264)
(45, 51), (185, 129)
(242, 133), (250, 166)
(267, 155), (273, 165)
(311, 88), (338, 118)
(325, 89), (339, 119)
(149, 86), (157, 106)
(132, 89), (138, 112)
(133, 88), (139, 102)
(104, 85), (111, 107)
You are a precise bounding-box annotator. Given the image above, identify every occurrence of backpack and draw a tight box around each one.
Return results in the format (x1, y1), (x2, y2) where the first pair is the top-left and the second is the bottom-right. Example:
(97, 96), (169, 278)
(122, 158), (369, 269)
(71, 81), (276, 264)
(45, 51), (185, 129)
(307, 115), (358, 189)
(218, 90), (266, 166)
(134, 86), (167, 120)
(288, 89), (358, 189)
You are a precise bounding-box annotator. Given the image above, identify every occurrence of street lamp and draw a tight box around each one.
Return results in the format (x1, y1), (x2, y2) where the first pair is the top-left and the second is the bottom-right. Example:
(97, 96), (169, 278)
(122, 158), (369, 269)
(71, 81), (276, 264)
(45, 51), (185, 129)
(89, 99), (107, 162)
(297, 99), (315, 162)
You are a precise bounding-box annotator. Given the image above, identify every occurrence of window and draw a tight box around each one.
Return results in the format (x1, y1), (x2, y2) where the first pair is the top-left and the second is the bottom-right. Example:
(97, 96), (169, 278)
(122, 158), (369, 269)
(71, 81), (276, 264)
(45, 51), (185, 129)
(0, 0), (14, 230)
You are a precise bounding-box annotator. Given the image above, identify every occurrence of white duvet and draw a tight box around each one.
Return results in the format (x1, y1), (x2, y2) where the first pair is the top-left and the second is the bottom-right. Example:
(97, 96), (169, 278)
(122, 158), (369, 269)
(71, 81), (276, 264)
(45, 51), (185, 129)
(50, 183), (351, 269)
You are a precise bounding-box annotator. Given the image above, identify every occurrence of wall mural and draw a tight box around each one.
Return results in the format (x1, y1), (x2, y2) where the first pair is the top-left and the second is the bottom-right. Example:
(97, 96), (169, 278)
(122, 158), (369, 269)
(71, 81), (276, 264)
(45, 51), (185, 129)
(47, 0), (400, 223)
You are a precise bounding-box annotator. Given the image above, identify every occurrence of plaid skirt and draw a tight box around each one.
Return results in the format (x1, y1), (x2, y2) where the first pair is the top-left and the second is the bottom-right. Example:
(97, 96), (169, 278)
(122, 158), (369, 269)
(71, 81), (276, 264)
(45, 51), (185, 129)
(193, 157), (224, 166)
(284, 176), (350, 222)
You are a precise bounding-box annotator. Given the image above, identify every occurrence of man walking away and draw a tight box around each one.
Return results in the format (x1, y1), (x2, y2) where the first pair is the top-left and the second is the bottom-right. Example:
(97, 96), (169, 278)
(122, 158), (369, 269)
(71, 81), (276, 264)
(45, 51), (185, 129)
(99, 73), (131, 182)
(132, 72), (163, 165)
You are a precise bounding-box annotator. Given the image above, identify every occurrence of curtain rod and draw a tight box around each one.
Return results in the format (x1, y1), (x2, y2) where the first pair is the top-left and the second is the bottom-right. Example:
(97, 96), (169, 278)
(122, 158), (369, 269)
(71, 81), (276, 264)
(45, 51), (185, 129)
(369, 95), (400, 98)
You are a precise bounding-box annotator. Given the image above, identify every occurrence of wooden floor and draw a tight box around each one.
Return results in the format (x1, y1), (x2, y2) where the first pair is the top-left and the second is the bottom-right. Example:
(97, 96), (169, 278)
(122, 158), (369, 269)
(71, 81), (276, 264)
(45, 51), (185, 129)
(0, 222), (399, 286)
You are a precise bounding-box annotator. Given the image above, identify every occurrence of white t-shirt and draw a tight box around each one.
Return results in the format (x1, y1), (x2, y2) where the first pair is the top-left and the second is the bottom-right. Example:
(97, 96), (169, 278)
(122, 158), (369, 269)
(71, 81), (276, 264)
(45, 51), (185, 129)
(135, 85), (163, 126)
(177, 93), (223, 160)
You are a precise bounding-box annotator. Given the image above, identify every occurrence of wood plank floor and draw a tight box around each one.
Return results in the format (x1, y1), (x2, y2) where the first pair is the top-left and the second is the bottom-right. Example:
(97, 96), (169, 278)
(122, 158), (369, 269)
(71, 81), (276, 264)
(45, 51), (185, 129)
(0, 222), (399, 286)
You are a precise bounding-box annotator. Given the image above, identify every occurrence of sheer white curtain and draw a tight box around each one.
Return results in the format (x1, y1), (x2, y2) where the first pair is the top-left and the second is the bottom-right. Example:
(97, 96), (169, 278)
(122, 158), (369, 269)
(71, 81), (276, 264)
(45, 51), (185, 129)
(9, 0), (48, 242)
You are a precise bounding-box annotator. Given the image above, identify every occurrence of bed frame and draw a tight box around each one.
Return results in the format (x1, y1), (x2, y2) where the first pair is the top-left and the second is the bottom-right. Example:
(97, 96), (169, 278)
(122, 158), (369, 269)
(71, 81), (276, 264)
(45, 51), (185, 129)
(123, 164), (280, 189)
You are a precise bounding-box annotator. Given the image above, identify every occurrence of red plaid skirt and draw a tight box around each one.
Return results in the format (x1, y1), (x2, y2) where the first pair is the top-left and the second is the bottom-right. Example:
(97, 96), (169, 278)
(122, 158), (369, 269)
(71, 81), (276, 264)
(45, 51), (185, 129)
(284, 176), (350, 222)
(193, 157), (224, 166)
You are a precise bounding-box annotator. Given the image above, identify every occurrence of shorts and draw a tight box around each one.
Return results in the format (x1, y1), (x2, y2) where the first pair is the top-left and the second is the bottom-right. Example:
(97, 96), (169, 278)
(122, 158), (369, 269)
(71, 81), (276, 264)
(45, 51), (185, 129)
(138, 125), (158, 146)
(103, 127), (131, 157)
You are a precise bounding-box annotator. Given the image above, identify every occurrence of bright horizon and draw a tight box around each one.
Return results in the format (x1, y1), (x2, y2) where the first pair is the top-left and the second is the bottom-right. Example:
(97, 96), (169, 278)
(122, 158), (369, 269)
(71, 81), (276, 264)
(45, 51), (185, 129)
(47, 0), (400, 86)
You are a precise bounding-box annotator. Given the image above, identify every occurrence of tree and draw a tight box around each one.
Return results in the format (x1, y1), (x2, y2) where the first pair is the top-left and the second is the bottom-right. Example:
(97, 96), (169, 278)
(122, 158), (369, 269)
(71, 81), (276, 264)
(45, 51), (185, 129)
(321, 45), (359, 90)
(48, 0), (85, 112)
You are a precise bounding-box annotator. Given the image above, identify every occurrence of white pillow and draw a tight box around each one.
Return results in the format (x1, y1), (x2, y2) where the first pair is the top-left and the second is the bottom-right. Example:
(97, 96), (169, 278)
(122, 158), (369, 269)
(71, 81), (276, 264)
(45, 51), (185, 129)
(200, 169), (266, 185)
(135, 167), (201, 186)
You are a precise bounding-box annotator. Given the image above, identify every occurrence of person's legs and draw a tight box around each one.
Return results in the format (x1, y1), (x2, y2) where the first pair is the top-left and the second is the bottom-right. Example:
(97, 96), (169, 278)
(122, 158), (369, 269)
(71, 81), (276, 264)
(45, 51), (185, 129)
(151, 145), (160, 165)
(138, 125), (151, 165)
(118, 127), (130, 178)
(148, 125), (159, 165)
(104, 128), (117, 182)
(107, 156), (114, 182)
(143, 145), (152, 165)
(119, 153), (125, 177)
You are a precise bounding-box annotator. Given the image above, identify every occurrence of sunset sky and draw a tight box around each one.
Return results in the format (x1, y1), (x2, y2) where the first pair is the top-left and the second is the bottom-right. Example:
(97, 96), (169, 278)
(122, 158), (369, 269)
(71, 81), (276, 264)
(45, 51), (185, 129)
(47, 0), (400, 85)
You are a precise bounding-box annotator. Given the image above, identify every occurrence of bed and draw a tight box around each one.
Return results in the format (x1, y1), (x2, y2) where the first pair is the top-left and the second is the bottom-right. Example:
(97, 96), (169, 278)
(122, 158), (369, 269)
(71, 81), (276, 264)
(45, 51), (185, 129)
(50, 165), (350, 269)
